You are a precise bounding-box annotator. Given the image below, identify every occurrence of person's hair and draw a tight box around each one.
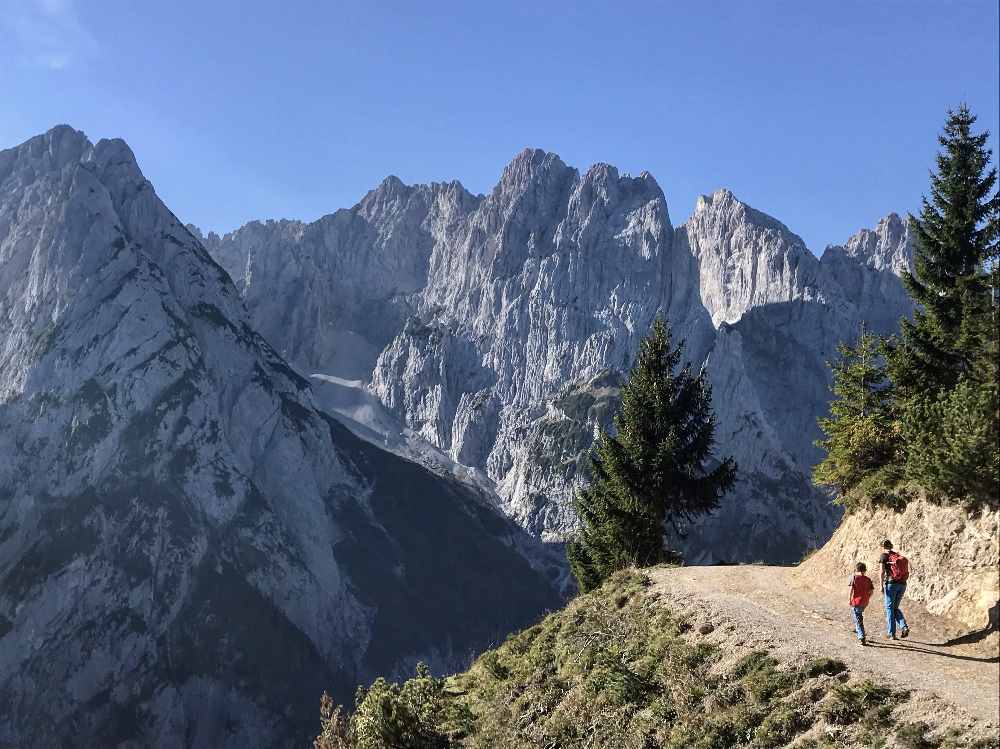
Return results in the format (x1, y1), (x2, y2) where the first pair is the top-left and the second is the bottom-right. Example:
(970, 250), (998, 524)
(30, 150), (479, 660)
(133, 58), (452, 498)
(882, 539), (893, 549)
(855, 562), (867, 573)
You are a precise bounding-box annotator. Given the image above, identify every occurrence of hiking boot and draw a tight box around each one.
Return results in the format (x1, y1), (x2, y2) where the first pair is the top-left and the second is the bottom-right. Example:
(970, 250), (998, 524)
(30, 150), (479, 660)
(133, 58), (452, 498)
(857, 637), (866, 646)
(900, 627), (909, 639)
(885, 633), (897, 640)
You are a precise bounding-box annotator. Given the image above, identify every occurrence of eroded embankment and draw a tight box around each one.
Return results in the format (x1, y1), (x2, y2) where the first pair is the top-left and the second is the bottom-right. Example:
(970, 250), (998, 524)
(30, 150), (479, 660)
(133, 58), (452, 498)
(796, 496), (999, 630)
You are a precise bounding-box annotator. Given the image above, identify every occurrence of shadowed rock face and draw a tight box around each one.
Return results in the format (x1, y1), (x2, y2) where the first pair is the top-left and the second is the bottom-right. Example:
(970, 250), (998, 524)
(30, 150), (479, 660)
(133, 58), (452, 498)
(0, 127), (561, 749)
(207, 149), (914, 562)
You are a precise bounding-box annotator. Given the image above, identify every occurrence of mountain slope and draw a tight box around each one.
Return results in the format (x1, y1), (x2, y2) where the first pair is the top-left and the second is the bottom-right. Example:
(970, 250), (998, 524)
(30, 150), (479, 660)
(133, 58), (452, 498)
(0, 126), (561, 748)
(316, 568), (997, 748)
(207, 151), (914, 561)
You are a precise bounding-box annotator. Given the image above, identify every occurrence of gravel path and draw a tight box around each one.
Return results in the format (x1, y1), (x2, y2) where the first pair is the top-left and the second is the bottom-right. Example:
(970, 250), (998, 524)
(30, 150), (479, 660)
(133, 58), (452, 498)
(647, 565), (999, 730)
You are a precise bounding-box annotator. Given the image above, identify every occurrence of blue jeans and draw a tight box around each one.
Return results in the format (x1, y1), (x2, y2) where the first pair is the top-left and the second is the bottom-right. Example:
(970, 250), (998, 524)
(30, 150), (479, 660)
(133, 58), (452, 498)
(884, 581), (908, 636)
(852, 606), (867, 640)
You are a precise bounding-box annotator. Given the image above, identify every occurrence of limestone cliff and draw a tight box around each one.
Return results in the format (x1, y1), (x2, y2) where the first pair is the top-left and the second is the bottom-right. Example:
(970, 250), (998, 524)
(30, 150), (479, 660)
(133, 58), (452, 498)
(208, 149), (914, 562)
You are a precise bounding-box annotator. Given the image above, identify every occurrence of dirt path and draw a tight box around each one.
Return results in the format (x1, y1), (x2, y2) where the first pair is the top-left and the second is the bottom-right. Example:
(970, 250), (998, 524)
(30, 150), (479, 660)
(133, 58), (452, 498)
(648, 565), (999, 730)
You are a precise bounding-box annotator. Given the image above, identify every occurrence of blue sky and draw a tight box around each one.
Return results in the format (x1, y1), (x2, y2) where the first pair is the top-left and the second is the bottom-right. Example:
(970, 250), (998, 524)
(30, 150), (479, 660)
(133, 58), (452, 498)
(2, 1), (997, 253)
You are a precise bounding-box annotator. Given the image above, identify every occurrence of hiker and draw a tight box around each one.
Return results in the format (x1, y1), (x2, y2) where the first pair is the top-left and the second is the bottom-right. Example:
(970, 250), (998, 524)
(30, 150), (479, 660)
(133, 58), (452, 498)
(879, 539), (910, 640)
(849, 562), (875, 645)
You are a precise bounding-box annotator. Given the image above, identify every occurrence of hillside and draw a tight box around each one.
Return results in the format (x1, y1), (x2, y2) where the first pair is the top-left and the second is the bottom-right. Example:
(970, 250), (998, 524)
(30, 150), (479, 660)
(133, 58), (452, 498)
(319, 568), (999, 748)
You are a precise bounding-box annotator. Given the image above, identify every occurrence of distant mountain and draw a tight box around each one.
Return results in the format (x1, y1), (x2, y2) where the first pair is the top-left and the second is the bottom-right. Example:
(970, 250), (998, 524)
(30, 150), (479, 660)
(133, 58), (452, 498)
(205, 148), (914, 562)
(0, 127), (561, 748)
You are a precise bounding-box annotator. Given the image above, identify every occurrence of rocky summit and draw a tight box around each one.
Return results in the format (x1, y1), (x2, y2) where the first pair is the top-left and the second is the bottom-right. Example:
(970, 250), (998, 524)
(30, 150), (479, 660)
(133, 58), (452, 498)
(205, 148), (914, 562)
(0, 127), (562, 748)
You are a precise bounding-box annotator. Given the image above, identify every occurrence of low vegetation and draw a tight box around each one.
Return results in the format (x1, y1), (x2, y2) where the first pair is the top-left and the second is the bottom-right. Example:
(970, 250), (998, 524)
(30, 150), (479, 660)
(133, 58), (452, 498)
(315, 571), (987, 749)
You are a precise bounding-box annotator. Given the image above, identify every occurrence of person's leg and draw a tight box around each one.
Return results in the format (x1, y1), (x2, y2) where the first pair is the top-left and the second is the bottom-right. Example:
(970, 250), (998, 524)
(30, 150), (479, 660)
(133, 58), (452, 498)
(852, 606), (866, 641)
(884, 585), (896, 637)
(894, 584), (909, 634)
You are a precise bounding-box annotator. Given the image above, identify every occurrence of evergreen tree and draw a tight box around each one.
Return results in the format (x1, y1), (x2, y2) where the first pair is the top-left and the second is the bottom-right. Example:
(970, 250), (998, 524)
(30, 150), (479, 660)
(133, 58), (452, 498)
(812, 329), (900, 508)
(886, 104), (1000, 397)
(902, 379), (999, 506)
(567, 318), (736, 592)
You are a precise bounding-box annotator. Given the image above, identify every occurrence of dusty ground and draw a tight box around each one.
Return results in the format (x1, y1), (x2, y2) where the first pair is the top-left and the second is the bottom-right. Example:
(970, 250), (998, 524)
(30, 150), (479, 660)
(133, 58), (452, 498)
(648, 565), (999, 740)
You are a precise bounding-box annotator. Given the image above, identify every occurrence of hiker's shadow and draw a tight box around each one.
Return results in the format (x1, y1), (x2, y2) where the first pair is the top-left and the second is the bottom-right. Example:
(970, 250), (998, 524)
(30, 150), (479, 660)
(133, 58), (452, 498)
(869, 639), (999, 664)
(907, 606), (999, 650)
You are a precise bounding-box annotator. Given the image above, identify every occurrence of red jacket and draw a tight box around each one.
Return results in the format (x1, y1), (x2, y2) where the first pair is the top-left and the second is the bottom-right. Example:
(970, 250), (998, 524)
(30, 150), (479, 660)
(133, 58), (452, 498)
(850, 573), (874, 607)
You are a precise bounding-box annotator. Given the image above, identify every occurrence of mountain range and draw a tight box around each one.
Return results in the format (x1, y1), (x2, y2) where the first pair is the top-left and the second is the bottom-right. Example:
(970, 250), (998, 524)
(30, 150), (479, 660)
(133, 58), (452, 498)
(0, 126), (913, 747)
(198, 147), (913, 563)
(0, 127), (562, 748)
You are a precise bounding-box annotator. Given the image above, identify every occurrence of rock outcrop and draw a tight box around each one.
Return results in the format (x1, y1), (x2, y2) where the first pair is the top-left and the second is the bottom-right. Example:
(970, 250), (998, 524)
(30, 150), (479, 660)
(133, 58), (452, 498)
(797, 495), (1000, 630)
(0, 127), (561, 748)
(207, 149), (915, 562)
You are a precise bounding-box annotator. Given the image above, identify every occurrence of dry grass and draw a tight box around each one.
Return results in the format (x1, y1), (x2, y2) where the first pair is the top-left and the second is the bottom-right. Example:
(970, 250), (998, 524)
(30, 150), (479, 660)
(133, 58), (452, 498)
(315, 570), (991, 748)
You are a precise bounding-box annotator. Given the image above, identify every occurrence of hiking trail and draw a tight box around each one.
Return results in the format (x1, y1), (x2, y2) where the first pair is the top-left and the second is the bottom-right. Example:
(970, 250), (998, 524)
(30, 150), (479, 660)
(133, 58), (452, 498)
(648, 565), (999, 733)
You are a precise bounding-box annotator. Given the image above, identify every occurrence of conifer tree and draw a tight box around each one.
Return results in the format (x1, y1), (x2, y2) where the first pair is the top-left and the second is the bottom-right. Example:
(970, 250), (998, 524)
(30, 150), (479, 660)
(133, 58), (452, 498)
(812, 329), (900, 507)
(882, 105), (1000, 507)
(567, 318), (736, 592)
(886, 104), (999, 397)
(903, 379), (999, 506)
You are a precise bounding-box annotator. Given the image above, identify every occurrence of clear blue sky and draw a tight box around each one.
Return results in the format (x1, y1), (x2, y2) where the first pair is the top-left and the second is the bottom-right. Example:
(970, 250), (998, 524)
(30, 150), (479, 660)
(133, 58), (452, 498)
(2, 1), (997, 253)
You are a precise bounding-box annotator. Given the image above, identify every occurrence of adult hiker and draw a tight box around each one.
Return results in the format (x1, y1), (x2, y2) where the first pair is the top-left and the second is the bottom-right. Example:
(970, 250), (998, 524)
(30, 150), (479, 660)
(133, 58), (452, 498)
(879, 539), (910, 640)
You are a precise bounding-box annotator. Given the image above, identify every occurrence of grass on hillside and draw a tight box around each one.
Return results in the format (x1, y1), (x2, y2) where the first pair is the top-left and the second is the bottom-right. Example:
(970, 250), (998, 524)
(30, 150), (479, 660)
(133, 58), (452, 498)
(315, 570), (994, 749)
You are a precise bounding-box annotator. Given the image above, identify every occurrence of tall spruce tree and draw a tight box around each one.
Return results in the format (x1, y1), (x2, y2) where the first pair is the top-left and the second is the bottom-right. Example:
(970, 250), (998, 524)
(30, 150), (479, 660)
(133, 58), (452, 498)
(567, 318), (736, 592)
(886, 104), (1000, 397)
(812, 329), (900, 508)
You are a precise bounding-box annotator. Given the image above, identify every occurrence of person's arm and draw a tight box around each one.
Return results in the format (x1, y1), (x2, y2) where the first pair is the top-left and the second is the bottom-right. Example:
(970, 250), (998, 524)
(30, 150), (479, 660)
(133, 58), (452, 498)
(879, 555), (887, 589)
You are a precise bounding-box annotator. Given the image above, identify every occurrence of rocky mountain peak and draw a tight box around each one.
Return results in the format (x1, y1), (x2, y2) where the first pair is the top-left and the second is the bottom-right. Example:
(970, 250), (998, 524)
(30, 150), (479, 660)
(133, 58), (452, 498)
(692, 187), (809, 249)
(837, 211), (913, 274)
(6, 125), (90, 174)
(575, 162), (668, 223)
(496, 148), (576, 197)
(0, 126), (562, 748)
(355, 173), (478, 229)
(682, 188), (819, 327)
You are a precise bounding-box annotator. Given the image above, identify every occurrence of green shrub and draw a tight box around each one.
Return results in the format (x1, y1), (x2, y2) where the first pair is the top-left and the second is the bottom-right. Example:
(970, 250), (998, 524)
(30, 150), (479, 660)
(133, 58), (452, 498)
(314, 692), (353, 749)
(804, 657), (847, 678)
(821, 680), (895, 726)
(479, 650), (509, 681)
(896, 721), (940, 749)
(351, 664), (451, 749)
(753, 705), (810, 748)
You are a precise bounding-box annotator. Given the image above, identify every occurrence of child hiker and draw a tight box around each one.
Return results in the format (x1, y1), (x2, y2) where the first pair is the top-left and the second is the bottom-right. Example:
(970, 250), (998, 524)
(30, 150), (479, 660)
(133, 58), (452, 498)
(849, 562), (875, 645)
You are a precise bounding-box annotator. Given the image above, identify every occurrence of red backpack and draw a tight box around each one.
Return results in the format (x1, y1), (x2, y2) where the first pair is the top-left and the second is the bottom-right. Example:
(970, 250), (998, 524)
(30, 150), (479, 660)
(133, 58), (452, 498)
(887, 551), (909, 582)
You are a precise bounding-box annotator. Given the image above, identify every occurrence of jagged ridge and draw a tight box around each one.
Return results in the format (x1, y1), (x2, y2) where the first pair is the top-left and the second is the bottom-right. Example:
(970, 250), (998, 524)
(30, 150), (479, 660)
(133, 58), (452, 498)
(205, 149), (914, 561)
(0, 127), (562, 749)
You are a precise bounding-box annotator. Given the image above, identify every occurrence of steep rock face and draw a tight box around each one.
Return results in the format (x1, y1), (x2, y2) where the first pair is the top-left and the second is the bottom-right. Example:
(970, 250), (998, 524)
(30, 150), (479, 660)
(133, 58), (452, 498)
(680, 188), (825, 327)
(207, 149), (915, 561)
(201, 177), (479, 379)
(372, 151), (716, 540)
(818, 213), (915, 335)
(0, 127), (560, 749)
